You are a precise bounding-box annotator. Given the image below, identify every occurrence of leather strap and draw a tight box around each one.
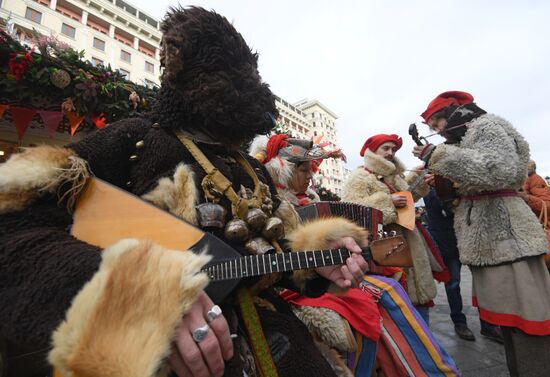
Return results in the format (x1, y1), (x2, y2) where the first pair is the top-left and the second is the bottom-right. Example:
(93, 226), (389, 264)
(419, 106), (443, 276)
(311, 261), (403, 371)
(175, 131), (250, 219)
(237, 287), (279, 377)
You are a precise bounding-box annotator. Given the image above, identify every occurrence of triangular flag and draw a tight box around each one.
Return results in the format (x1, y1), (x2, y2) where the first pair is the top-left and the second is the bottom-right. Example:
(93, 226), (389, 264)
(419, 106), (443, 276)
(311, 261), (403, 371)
(10, 106), (37, 140)
(91, 113), (107, 129)
(0, 104), (8, 119)
(66, 111), (84, 136)
(38, 110), (64, 138)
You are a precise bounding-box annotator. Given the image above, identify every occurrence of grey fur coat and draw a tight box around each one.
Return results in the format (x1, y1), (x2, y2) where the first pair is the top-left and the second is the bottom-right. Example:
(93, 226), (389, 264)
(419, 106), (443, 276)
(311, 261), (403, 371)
(428, 113), (548, 266)
(341, 150), (437, 305)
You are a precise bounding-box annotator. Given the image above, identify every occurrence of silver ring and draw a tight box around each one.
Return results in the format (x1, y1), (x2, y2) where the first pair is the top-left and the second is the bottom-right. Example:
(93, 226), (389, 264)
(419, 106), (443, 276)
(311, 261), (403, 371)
(206, 305), (222, 323)
(192, 324), (210, 343)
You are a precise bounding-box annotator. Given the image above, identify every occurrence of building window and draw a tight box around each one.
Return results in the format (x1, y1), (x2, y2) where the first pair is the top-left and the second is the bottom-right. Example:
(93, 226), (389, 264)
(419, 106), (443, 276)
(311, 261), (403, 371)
(93, 37), (105, 51)
(91, 57), (103, 67)
(119, 69), (130, 79)
(61, 23), (76, 38)
(144, 61), (154, 74)
(144, 79), (156, 88)
(120, 50), (131, 63)
(25, 7), (42, 23)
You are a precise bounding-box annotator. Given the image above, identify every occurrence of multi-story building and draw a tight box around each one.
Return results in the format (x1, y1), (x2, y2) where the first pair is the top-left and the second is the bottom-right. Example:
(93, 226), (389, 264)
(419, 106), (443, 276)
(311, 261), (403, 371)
(274, 96), (311, 140)
(275, 96), (345, 196)
(0, 0), (162, 87)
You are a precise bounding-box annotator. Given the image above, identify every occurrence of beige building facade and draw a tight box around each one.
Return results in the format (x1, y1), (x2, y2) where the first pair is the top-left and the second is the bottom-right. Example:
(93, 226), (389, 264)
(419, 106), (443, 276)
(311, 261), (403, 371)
(275, 96), (345, 196)
(0, 0), (161, 87)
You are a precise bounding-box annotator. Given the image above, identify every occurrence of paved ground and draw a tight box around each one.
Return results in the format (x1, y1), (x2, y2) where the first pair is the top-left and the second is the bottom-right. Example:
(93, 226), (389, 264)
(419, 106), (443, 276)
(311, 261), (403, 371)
(430, 268), (510, 376)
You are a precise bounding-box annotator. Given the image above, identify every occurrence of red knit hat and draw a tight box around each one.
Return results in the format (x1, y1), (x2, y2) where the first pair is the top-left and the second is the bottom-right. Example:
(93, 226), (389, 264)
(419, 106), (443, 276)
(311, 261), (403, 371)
(360, 134), (403, 157)
(420, 91), (474, 123)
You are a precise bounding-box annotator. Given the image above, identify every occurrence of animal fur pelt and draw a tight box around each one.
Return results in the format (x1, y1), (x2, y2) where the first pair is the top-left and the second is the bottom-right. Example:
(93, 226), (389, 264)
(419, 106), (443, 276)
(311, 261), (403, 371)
(279, 187), (320, 208)
(292, 305), (357, 352)
(0, 145), (89, 214)
(274, 198), (302, 233)
(49, 239), (211, 377)
(287, 217), (369, 294)
(342, 150), (435, 304)
(312, 339), (354, 377)
(142, 163), (198, 225)
(429, 113), (548, 266)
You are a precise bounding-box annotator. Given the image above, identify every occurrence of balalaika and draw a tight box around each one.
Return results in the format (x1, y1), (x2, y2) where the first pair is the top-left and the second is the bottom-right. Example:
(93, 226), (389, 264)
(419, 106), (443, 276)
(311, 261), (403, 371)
(72, 178), (409, 304)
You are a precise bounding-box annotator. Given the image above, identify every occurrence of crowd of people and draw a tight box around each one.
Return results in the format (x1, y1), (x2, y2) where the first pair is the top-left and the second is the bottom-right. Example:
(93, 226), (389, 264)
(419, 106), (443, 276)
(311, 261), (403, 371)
(1, 6), (550, 377)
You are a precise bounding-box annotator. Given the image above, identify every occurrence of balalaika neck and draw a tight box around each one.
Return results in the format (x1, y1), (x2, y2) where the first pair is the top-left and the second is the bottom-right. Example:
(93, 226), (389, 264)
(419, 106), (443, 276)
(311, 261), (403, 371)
(202, 247), (373, 282)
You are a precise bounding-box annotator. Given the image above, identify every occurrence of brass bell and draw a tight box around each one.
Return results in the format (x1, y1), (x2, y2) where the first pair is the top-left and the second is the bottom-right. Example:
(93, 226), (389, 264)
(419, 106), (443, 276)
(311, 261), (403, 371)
(196, 203), (227, 229)
(224, 219), (250, 243)
(245, 207), (268, 232)
(245, 237), (275, 255)
(262, 217), (284, 240)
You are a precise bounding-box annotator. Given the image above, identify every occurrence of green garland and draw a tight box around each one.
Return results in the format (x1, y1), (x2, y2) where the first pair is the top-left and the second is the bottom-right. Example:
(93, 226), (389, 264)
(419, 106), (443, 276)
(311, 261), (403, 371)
(0, 30), (157, 130)
(314, 184), (341, 201)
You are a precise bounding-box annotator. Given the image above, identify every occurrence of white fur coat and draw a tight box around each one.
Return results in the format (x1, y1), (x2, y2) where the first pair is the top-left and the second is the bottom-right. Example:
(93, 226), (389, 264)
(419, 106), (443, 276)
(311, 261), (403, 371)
(342, 150), (436, 305)
(429, 113), (548, 266)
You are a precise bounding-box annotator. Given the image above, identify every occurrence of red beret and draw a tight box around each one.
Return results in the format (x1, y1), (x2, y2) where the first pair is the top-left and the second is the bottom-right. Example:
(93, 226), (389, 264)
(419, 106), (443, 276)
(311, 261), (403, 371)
(360, 134), (403, 157)
(420, 91), (474, 123)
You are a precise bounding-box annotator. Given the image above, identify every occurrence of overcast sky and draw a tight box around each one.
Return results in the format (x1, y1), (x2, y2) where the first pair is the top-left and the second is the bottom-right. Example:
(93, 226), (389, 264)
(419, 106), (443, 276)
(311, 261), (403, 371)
(131, 0), (550, 178)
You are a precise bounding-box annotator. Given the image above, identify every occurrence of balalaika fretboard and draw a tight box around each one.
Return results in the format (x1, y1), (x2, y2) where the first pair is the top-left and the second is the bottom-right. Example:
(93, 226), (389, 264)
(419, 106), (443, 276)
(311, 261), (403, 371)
(202, 247), (373, 282)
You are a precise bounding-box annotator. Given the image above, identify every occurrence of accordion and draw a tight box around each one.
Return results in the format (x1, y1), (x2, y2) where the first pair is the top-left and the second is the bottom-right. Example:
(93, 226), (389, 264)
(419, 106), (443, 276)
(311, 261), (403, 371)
(295, 201), (384, 240)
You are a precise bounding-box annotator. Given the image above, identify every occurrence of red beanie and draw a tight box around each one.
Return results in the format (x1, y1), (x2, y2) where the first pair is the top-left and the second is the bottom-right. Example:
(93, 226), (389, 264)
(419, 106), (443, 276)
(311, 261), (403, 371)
(420, 91), (474, 123)
(264, 134), (289, 163)
(360, 134), (403, 157)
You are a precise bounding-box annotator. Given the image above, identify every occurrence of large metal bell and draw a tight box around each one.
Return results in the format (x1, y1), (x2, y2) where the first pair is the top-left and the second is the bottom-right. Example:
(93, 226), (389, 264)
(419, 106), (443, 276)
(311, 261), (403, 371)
(245, 237), (275, 255)
(196, 202), (227, 229)
(262, 217), (284, 240)
(245, 207), (268, 231)
(224, 218), (250, 243)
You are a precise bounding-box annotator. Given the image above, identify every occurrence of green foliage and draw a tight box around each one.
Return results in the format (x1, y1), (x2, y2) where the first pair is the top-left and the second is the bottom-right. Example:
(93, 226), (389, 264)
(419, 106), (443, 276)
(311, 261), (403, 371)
(314, 184), (341, 201)
(272, 121), (294, 137)
(0, 31), (157, 129)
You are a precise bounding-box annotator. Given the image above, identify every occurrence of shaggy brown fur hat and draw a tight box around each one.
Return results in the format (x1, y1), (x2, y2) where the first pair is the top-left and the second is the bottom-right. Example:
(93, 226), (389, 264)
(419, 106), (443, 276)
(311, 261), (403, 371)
(151, 6), (278, 147)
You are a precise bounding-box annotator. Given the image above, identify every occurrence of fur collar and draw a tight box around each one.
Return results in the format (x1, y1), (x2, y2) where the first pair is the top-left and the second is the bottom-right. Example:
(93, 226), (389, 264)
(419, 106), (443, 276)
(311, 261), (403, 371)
(279, 187), (319, 207)
(363, 149), (405, 177)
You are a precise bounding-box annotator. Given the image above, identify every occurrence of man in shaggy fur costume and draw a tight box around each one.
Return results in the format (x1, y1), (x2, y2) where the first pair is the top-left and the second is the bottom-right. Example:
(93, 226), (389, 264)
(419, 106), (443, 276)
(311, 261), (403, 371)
(341, 134), (450, 324)
(0, 7), (370, 377)
(413, 90), (550, 377)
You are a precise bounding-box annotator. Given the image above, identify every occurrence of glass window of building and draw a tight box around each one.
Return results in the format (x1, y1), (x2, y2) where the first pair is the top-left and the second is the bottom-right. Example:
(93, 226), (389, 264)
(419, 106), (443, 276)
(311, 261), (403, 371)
(61, 23), (76, 38)
(93, 37), (105, 51)
(144, 61), (154, 73)
(91, 57), (103, 67)
(25, 7), (42, 23)
(144, 79), (156, 88)
(119, 69), (130, 79)
(120, 50), (131, 63)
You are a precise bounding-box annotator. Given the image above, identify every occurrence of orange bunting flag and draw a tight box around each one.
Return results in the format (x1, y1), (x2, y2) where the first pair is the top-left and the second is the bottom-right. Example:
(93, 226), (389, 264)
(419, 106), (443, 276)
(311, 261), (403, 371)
(10, 106), (37, 140)
(66, 111), (84, 136)
(38, 110), (64, 138)
(0, 104), (8, 119)
(91, 113), (107, 129)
